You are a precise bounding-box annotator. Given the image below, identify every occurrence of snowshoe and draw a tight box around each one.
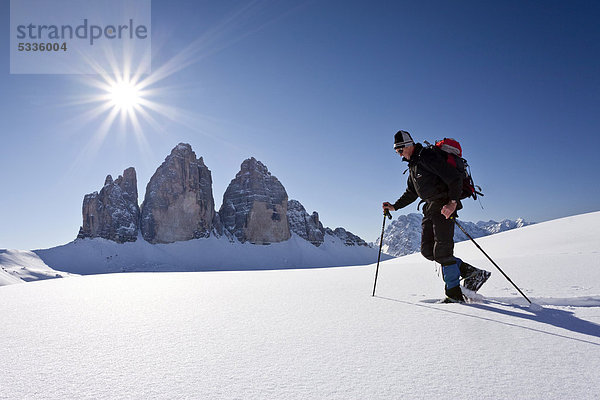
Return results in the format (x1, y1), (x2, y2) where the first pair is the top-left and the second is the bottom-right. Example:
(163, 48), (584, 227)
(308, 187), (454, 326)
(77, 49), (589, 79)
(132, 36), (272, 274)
(440, 296), (464, 304)
(463, 268), (491, 292)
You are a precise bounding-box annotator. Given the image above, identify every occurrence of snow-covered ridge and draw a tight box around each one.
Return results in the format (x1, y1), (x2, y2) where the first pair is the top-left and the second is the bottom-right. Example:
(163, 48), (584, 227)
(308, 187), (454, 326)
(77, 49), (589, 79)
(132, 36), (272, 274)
(0, 232), (384, 286)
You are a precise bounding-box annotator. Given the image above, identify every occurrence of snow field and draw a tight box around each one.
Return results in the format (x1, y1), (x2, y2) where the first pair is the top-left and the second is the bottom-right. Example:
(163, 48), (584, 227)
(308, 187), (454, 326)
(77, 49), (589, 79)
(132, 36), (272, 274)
(1, 212), (599, 399)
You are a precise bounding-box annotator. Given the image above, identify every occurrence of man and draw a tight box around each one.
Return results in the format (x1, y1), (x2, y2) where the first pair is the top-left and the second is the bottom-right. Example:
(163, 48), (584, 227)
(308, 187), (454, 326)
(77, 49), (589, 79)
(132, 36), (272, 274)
(383, 130), (490, 303)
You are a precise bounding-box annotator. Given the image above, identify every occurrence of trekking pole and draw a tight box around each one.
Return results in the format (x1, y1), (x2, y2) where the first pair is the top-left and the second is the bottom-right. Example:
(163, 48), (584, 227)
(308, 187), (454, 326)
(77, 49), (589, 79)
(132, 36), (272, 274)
(372, 209), (392, 297)
(453, 218), (532, 304)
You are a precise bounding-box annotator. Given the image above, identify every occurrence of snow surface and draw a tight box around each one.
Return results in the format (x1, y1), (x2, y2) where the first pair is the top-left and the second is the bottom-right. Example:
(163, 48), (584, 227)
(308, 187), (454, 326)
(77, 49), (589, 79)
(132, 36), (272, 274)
(1, 212), (599, 399)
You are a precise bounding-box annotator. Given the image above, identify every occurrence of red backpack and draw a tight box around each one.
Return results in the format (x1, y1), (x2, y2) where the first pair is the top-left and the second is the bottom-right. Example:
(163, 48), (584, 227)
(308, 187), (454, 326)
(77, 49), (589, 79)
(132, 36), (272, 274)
(430, 138), (483, 201)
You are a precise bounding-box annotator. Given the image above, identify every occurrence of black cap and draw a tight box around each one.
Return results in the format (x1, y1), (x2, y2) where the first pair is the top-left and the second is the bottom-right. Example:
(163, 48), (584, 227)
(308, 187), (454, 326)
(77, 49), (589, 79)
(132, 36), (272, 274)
(394, 130), (414, 149)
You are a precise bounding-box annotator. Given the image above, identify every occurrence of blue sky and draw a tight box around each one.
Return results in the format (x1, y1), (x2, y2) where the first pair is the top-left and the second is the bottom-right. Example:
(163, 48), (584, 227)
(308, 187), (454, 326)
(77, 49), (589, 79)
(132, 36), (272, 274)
(1, 0), (599, 250)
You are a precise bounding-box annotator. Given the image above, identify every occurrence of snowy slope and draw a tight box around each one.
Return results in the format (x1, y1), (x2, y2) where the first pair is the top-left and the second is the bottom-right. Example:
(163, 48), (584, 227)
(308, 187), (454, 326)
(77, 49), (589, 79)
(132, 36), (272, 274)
(0, 212), (599, 399)
(0, 249), (77, 285)
(33, 233), (382, 276)
(0, 233), (384, 287)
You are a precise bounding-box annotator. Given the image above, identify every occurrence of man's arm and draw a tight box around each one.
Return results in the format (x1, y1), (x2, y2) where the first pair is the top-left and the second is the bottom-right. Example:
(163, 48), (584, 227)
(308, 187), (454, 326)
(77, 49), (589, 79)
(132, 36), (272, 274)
(441, 200), (457, 219)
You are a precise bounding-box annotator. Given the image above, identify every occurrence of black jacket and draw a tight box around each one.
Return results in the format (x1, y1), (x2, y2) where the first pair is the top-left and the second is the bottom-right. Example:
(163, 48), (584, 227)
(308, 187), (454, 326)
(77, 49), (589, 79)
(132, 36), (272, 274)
(393, 143), (463, 212)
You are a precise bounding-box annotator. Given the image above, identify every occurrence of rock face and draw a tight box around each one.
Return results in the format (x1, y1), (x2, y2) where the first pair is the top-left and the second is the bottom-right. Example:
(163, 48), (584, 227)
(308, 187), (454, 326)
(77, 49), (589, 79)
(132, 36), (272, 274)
(287, 200), (325, 246)
(77, 167), (140, 243)
(378, 213), (424, 257)
(140, 143), (216, 244)
(326, 227), (369, 247)
(287, 200), (368, 247)
(219, 158), (290, 244)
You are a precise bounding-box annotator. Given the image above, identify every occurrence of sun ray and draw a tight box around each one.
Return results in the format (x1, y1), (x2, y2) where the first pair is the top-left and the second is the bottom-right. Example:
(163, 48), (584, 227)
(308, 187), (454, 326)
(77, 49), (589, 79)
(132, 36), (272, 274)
(128, 104), (154, 161)
(60, 0), (308, 177)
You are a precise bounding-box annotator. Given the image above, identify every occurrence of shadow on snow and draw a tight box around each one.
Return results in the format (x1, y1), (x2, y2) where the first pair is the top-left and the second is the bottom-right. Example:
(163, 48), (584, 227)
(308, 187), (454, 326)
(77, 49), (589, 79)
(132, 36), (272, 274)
(377, 296), (600, 347)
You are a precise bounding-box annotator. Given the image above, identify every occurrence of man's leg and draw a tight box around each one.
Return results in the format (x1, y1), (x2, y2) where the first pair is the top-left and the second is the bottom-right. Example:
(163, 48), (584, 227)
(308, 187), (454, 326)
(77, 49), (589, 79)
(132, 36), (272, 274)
(420, 214), (435, 262)
(430, 211), (463, 301)
(431, 211), (455, 266)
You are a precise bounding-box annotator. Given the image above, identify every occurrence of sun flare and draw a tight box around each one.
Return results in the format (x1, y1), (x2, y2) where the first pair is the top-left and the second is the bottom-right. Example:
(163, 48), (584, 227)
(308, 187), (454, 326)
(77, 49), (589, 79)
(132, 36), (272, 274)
(109, 80), (141, 111)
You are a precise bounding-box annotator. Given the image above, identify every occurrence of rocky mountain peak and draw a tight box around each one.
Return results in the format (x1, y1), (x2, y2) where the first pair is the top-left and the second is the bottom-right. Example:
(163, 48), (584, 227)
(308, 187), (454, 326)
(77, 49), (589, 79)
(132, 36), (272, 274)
(115, 167), (139, 207)
(219, 158), (290, 244)
(287, 200), (325, 246)
(239, 157), (269, 176)
(169, 142), (198, 160)
(77, 167), (140, 243)
(140, 144), (216, 244)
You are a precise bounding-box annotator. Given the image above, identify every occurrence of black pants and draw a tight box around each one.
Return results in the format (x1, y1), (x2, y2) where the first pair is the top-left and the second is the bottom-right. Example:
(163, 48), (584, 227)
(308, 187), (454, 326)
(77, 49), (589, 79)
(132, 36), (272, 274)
(420, 202), (456, 266)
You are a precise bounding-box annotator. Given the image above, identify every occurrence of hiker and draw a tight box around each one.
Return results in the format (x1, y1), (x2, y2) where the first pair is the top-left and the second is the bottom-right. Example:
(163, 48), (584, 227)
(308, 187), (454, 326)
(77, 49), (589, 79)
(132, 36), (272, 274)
(382, 130), (490, 303)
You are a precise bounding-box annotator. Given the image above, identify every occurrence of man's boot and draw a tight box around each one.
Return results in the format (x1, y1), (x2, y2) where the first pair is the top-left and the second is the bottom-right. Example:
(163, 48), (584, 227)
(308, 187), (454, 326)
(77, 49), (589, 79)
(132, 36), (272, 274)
(442, 262), (464, 303)
(442, 285), (465, 303)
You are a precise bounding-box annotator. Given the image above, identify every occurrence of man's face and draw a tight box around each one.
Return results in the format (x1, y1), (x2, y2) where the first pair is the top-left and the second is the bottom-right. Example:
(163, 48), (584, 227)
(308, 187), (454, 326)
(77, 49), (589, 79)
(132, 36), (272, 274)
(395, 144), (414, 159)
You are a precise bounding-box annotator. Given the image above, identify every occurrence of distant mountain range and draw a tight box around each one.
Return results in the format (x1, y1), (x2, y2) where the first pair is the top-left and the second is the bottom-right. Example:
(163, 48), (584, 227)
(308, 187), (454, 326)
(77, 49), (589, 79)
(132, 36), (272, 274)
(379, 213), (533, 257)
(77, 143), (369, 248)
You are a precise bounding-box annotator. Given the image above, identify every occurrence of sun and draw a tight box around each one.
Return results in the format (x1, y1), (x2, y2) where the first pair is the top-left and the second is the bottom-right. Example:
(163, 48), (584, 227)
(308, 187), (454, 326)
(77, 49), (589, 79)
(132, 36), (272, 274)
(108, 80), (141, 111)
